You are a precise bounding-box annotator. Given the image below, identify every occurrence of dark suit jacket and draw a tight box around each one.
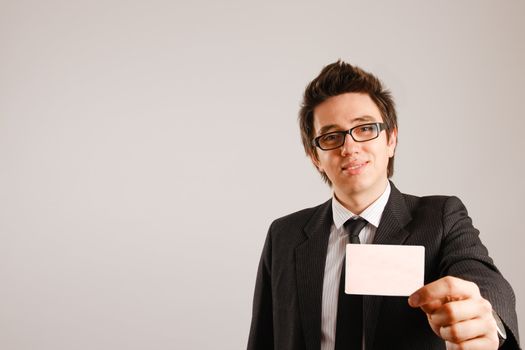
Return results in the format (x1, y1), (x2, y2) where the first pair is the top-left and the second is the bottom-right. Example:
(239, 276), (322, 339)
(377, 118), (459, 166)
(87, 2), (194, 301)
(247, 182), (520, 350)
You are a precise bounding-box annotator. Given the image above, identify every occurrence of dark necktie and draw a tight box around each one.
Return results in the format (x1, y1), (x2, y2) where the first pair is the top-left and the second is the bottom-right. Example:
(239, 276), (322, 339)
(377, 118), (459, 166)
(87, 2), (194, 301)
(335, 217), (368, 350)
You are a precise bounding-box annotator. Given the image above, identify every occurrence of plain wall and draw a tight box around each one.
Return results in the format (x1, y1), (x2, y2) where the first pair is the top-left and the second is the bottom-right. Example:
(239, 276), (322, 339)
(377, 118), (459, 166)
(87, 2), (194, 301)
(1, 0), (523, 348)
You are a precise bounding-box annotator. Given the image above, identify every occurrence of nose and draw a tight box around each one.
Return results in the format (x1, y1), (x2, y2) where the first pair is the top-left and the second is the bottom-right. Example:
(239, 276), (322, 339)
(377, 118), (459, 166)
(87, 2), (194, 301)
(341, 133), (359, 156)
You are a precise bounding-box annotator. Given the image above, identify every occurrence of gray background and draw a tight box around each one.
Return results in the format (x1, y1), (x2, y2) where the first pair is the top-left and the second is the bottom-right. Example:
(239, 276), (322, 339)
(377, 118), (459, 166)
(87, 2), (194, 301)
(1, 0), (523, 349)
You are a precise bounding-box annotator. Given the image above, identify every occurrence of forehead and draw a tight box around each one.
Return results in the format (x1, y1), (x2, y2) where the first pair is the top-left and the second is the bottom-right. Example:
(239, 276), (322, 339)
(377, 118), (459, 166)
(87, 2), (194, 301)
(313, 92), (383, 132)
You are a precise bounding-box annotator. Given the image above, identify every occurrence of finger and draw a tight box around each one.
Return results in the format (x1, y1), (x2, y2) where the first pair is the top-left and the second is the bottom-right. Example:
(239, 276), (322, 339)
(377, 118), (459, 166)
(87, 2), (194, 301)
(430, 298), (492, 326)
(445, 335), (499, 350)
(439, 316), (497, 344)
(420, 299), (444, 315)
(409, 276), (480, 307)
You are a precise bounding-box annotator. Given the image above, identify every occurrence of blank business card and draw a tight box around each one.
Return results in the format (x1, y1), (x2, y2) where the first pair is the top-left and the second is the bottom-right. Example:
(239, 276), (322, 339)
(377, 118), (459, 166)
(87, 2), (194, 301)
(345, 244), (425, 296)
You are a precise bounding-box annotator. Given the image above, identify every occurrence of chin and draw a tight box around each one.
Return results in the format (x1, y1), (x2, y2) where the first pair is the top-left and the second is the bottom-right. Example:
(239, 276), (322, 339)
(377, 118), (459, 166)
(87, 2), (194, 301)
(335, 181), (368, 196)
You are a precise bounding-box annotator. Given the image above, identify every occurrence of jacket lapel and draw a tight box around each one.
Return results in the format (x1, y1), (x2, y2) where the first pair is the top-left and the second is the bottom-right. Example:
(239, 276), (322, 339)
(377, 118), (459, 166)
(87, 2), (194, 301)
(364, 182), (413, 350)
(295, 199), (332, 350)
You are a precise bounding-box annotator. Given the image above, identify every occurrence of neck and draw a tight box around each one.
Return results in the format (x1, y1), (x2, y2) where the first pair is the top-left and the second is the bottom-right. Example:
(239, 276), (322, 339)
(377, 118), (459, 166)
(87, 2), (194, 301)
(334, 180), (388, 214)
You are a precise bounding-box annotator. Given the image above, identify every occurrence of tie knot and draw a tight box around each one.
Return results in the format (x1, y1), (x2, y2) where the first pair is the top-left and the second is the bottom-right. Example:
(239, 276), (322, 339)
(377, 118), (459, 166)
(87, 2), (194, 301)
(343, 217), (367, 244)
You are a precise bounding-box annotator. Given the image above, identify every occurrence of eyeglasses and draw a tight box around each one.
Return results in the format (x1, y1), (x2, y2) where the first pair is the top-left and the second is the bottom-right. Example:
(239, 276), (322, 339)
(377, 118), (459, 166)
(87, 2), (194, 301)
(312, 122), (386, 150)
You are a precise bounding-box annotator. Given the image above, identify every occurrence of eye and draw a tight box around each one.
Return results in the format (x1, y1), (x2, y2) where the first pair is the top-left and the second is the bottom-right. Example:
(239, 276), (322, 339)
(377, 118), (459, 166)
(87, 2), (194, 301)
(354, 124), (376, 136)
(319, 132), (344, 146)
(358, 125), (374, 132)
(322, 134), (339, 141)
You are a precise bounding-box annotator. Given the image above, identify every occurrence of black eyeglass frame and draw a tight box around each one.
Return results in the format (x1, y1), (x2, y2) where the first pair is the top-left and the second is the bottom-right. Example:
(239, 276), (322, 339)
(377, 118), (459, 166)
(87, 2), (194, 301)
(312, 122), (387, 150)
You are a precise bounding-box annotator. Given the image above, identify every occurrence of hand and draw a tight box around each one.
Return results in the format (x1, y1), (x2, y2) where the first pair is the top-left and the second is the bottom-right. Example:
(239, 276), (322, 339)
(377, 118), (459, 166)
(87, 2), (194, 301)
(408, 276), (499, 350)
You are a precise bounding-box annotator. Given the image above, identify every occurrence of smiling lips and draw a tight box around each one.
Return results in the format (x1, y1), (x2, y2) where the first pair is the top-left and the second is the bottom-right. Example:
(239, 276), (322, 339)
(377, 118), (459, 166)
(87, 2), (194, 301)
(342, 161), (368, 175)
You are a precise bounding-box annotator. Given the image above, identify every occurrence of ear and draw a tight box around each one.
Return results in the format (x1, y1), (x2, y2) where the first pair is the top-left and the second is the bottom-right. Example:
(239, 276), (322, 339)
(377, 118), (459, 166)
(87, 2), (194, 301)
(387, 128), (397, 158)
(308, 150), (324, 173)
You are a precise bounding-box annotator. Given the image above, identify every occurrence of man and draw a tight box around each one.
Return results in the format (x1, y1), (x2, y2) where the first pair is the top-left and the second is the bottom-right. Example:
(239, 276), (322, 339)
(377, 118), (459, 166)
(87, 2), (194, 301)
(247, 61), (520, 349)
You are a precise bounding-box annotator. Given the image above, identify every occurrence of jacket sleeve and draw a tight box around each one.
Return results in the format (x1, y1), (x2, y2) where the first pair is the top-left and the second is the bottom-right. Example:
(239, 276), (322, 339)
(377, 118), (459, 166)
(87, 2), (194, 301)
(439, 196), (520, 349)
(247, 225), (274, 350)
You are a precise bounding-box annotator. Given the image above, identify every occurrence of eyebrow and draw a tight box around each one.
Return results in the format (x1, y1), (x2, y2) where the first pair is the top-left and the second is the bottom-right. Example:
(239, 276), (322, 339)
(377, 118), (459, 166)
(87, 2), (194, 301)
(317, 115), (377, 135)
(317, 124), (340, 135)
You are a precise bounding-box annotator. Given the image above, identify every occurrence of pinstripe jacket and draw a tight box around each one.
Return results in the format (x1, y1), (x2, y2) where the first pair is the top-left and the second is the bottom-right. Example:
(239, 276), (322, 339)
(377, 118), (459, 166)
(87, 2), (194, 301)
(247, 182), (520, 350)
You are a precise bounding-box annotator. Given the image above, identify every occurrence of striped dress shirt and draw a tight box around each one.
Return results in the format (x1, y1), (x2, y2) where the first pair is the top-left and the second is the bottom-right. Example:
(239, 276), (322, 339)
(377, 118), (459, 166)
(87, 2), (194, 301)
(320, 182), (391, 350)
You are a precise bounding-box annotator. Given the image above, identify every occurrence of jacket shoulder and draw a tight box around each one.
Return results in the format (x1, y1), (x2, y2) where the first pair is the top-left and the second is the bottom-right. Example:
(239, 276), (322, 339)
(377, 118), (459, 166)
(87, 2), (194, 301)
(270, 199), (332, 237)
(270, 200), (330, 231)
(401, 191), (463, 214)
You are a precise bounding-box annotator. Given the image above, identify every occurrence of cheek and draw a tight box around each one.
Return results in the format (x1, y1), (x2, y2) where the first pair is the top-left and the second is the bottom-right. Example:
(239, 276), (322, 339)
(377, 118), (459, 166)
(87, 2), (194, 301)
(320, 155), (339, 172)
(313, 155), (326, 172)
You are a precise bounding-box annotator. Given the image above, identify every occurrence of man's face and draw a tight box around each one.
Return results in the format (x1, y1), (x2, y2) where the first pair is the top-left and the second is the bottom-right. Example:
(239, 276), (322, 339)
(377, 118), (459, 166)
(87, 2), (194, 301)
(310, 92), (397, 203)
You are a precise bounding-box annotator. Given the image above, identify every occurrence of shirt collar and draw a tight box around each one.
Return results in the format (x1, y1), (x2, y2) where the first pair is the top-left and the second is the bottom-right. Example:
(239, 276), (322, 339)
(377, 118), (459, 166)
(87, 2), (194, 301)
(332, 182), (391, 229)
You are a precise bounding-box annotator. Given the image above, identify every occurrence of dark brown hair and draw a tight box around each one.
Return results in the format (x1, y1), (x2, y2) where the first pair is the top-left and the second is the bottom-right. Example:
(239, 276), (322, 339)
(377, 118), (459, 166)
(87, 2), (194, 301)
(298, 60), (398, 185)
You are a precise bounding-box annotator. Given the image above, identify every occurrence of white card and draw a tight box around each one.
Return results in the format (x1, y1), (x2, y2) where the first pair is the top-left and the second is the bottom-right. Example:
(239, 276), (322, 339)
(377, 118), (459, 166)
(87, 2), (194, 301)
(345, 244), (425, 296)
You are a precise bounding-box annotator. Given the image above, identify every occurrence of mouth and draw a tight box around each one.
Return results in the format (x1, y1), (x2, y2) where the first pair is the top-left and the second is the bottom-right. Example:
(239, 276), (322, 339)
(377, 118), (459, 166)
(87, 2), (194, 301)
(341, 161), (368, 174)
